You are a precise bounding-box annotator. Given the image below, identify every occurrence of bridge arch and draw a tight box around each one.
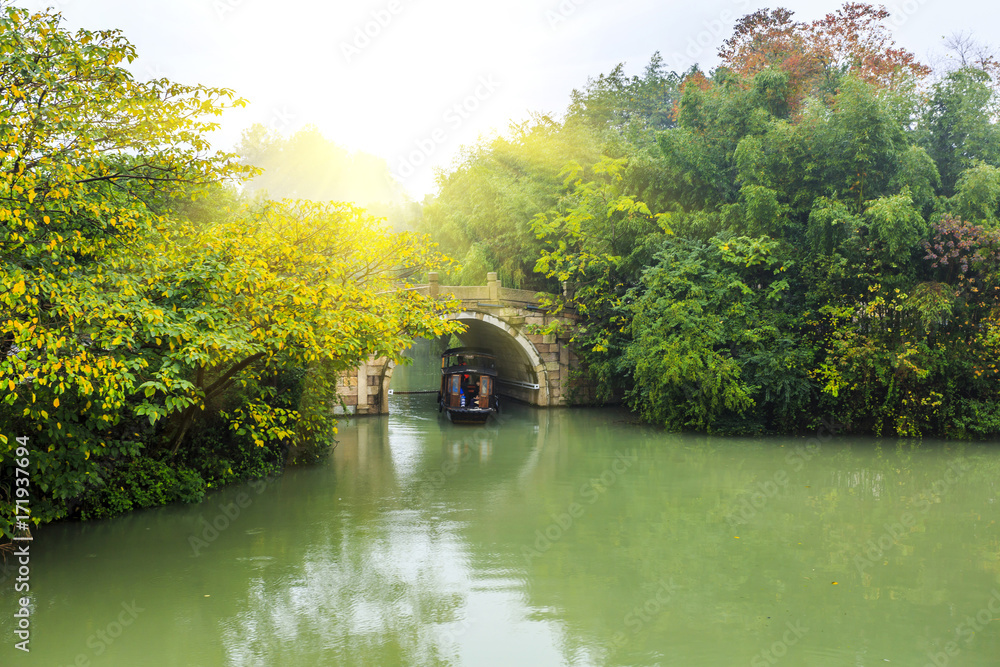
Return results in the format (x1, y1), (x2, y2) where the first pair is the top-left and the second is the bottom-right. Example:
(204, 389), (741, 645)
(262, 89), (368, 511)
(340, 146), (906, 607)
(338, 273), (588, 415)
(447, 310), (550, 406)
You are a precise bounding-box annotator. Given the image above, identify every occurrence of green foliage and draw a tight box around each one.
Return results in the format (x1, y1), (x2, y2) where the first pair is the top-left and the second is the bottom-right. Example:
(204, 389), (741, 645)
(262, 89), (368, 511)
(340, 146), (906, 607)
(566, 52), (681, 146)
(625, 239), (754, 431)
(951, 162), (1000, 225)
(237, 124), (418, 231)
(0, 4), (252, 536)
(807, 197), (860, 255)
(421, 117), (603, 290)
(79, 458), (205, 520)
(889, 145), (940, 216)
(530, 156), (667, 401)
(625, 235), (809, 432)
(741, 184), (783, 235)
(863, 190), (926, 261)
(420, 14), (1000, 441)
(921, 67), (1000, 197)
(181, 410), (284, 488)
(0, 6), (463, 538)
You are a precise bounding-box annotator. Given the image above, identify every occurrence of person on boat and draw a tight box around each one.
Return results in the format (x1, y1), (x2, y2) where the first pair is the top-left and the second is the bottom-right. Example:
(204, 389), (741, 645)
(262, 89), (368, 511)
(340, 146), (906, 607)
(462, 374), (478, 403)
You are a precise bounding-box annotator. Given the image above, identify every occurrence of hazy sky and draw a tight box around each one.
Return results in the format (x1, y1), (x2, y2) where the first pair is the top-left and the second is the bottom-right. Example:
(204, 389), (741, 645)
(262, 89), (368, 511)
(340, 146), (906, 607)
(17, 0), (1000, 198)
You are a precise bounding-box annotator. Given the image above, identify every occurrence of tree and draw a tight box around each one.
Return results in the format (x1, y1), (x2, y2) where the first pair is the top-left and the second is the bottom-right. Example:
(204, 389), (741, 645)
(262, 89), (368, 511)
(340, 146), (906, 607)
(530, 156), (668, 402)
(921, 68), (1000, 197)
(418, 12), (1000, 440)
(566, 52), (681, 146)
(421, 116), (603, 289)
(236, 125), (417, 230)
(0, 3), (252, 532)
(938, 31), (1000, 90)
(0, 5), (463, 537)
(719, 3), (930, 111)
(625, 234), (806, 432)
(127, 200), (461, 457)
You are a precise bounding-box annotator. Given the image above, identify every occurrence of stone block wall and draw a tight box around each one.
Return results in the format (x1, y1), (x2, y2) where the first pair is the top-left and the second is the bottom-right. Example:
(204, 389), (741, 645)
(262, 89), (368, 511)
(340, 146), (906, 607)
(335, 272), (598, 416)
(334, 357), (389, 415)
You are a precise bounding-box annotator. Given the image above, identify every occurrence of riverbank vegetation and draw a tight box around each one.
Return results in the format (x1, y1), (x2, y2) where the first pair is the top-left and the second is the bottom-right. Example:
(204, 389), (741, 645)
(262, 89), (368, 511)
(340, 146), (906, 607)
(423, 4), (1000, 439)
(0, 4), (460, 537)
(4, 2), (1000, 538)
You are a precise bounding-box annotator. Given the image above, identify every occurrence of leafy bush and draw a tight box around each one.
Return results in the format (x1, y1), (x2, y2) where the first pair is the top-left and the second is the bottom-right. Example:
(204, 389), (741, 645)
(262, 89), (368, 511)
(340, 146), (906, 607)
(80, 459), (205, 520)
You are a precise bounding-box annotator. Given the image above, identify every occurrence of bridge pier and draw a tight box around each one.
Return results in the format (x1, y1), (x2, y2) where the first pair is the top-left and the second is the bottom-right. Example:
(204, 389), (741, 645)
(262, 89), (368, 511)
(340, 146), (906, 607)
(334, 356), (393, 416)
(335, 273), (595, 416)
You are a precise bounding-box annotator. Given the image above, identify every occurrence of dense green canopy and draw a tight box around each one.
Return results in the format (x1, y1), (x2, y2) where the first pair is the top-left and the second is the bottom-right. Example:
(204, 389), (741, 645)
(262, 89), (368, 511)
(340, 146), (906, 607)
(421, 4), (1000, 439)
(0, 4), (460, 537)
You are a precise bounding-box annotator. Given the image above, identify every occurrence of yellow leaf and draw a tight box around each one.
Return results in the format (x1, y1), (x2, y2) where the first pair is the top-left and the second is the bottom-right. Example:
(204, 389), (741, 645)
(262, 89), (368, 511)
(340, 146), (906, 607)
(53, 397), (59, 408)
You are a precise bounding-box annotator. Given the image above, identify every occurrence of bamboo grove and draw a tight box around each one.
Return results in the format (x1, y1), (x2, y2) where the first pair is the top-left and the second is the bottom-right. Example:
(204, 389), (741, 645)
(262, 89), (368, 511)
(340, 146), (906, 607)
(422, 4), (1000, 439)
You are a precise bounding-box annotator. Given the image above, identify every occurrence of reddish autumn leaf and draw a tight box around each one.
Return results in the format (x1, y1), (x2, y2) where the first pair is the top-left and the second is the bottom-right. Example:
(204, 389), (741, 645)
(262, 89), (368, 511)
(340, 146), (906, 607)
(718, 3), (930, 111)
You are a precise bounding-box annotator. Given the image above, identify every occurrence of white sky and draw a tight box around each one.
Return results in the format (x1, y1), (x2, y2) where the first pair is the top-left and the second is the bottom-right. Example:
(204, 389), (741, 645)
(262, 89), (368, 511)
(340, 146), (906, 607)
(16, 0), (1000, 198)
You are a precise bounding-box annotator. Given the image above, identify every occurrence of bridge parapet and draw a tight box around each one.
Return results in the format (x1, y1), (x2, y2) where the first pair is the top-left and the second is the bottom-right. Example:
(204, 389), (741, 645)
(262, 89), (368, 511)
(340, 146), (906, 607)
(418, 272), (544, 306)
(336, 272), (592, 416)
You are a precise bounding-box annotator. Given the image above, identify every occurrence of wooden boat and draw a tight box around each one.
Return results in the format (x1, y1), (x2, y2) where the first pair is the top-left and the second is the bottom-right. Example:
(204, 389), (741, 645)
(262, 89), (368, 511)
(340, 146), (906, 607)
(438, 347), (499, 423)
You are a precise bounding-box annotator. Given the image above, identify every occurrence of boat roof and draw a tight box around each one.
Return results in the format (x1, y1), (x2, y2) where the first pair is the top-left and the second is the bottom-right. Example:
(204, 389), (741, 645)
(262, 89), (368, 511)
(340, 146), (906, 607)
(441, 347), (497, 376)
(443, 366), (498, 376)
(441, 347), (496, 358)
(441, 366), (497, 376)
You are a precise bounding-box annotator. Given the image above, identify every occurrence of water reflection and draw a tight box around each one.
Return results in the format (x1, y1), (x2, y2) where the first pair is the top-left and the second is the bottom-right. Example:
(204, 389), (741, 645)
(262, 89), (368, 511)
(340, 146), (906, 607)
(1, 392), (999, 666)
(218, 517), (472, 666)
(215, 396), (571, 667)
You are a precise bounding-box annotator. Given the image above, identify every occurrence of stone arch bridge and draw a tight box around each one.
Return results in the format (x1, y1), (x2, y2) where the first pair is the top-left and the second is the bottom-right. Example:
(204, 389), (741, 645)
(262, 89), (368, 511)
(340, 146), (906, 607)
(337, 272), (591, 415)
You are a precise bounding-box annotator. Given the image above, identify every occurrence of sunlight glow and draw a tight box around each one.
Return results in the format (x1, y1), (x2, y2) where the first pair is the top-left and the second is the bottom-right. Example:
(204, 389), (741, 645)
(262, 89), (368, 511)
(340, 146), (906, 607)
(23, 0), (1000, 198)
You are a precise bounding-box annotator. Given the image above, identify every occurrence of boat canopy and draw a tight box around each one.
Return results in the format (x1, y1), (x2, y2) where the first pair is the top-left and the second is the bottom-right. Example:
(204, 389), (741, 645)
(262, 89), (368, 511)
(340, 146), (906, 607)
(441, 347), (497, 375)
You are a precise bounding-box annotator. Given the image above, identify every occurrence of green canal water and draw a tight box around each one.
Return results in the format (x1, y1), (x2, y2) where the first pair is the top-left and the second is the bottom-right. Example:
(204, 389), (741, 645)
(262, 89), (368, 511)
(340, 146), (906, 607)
(2, 359), (1000, 666)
